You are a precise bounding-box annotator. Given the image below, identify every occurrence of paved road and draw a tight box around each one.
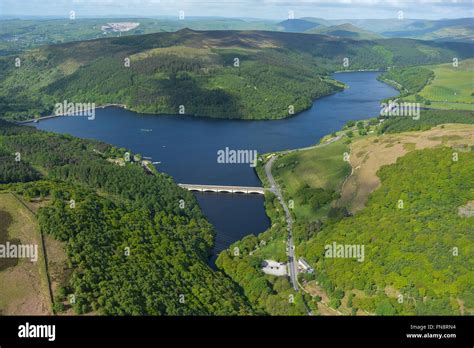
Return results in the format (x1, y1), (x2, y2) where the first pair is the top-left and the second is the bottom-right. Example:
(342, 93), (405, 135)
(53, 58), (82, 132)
(265, 155), (299, 291)
(263, 134), (344, 292)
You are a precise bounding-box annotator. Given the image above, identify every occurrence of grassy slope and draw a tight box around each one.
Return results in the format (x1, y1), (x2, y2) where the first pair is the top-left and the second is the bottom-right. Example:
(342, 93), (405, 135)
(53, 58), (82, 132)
(408, 59), (474, 108)
(380, 59), (474, 110)
(0, 193), (51, 315)
(271, 139), (351, 222)
(340, 123), (474, 213)
(1, 29), (473, 121)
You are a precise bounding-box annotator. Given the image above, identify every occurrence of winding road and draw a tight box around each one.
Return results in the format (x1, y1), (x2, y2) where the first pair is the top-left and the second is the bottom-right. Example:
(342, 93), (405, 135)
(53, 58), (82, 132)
(265, 155), (299, 291)
(263, 134), (343, 292)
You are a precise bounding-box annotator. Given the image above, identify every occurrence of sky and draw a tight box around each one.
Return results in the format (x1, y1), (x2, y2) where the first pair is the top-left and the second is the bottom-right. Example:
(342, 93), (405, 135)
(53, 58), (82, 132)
(1, 0), (473, 20)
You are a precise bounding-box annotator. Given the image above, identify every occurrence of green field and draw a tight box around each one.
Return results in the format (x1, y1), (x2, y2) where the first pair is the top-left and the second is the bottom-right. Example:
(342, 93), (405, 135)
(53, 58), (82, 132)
(271, 139), (351, 222)
(385, 59), (474, 110)
(414, 59), (474, 109)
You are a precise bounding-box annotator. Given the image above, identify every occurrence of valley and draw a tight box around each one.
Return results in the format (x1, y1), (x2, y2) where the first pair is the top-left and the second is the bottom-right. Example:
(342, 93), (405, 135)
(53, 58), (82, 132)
(0, 9), (473, 322)
(1, 29), (473, 121)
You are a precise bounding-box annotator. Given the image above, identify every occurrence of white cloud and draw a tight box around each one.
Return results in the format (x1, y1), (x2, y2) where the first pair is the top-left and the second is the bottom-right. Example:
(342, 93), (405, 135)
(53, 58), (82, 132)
(2, 0), (473, 19)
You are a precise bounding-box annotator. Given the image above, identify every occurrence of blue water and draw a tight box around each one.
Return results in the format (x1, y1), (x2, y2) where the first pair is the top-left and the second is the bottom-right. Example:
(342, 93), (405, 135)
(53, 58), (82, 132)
(31, 72), (397, 259)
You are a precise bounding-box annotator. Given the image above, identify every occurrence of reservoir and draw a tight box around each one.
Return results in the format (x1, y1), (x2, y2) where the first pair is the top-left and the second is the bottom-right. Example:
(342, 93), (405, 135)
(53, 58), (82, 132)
(30, 72), (397, 263)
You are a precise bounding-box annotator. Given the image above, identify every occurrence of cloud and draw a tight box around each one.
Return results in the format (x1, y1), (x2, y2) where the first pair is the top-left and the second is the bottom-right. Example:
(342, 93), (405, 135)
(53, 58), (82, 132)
(1, 0), (473, 19)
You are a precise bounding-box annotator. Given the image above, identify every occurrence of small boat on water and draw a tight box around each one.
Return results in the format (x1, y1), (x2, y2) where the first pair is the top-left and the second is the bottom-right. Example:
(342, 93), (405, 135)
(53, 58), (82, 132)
(140, 129), (152, 132)
(152, 161), (161, 165)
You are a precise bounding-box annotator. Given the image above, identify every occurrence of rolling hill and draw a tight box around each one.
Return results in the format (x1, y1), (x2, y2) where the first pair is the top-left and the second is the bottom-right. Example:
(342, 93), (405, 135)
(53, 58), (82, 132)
(307, 23), (383, 40)
(276, 18), (323, 32)
(1, 28), (473, 121)
(277, 17), (474, 42)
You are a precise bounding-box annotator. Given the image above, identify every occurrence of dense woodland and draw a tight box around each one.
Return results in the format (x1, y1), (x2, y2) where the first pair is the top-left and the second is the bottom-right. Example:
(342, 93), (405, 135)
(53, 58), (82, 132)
(379, 66), (434, 96)
(1, 29), (473, 120)
(299, 147), (474, 315)
(380, 109), (474, 133)
(0, 120), (253, 315)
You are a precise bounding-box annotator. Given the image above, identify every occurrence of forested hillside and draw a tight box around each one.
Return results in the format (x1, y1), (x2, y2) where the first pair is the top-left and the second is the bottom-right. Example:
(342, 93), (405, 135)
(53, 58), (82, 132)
(1, 29), (473, 120)
(0, 120), (253, 315)
(379, 66), (434, 96)
(298, 146), (474, 315)
(380, 109), (474, 133)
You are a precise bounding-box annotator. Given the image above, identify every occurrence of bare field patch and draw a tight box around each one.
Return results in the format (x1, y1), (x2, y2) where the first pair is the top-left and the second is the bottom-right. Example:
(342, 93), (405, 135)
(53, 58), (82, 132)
(0, 193), (51, 315)
(44, 234), (70, 299)
(304, 281), (342, 316)
(339, 124), (474, 213)
(458, 200), (474, 218)
(131, 46), (217, 61)
(305, 280), (330, 303)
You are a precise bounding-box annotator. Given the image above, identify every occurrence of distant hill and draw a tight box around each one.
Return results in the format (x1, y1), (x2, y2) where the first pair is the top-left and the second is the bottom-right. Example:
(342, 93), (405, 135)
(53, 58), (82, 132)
(276, 19), (322, 32)
(1, 29), (473, 121)
(1, 17), (472, 57)
(419, 25), (474, 43)
(307, 23), (383, 40)
(380, 18), (474, 42)
(277, 17), (474, 42)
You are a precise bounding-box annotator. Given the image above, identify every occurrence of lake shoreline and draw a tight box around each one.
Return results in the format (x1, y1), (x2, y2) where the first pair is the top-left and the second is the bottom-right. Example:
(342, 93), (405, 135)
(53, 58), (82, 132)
(15, 103), (128, 124)
(17, 76), (348, 124)
(29, 71), (399, 265)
